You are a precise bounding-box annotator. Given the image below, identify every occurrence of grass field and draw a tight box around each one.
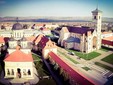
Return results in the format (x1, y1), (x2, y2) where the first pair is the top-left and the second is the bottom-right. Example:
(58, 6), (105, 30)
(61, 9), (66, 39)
(33, 54), (57, 85)
(82, 67), (91, 71)
(32, 54), (41, 61)
(100, 47), (109, 52)
(95, 62), (113, 72)
(32, 54), (48, 76)
(101, 53), (113, 65)
(58, 50), (79, 64)
(67, 49), (101, 60)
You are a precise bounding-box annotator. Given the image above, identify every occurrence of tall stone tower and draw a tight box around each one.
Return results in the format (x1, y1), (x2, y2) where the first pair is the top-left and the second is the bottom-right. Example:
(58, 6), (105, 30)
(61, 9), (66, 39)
(92, 8), (102, 49)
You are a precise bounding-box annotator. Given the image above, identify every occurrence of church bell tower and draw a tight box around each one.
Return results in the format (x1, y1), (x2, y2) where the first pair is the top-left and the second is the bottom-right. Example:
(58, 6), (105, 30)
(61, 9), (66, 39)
(92, 8), (102, 49)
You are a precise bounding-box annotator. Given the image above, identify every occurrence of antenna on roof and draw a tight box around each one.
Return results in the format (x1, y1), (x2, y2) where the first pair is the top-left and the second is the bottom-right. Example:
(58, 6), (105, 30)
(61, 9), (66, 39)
(96, 0), (99, 9)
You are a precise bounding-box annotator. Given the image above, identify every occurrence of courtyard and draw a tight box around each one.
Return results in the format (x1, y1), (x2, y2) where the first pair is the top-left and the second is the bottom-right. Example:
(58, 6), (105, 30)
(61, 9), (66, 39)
(67, 49), (101, 60)
(101, 53), (113, 65)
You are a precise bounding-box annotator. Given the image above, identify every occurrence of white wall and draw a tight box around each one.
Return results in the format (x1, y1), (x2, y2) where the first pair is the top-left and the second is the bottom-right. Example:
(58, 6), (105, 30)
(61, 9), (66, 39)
(4, 62), (33, 79)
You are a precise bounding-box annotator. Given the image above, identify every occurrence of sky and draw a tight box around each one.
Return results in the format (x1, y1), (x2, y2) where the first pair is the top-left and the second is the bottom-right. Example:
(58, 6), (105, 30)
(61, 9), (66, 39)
(0, 0), (113, 17)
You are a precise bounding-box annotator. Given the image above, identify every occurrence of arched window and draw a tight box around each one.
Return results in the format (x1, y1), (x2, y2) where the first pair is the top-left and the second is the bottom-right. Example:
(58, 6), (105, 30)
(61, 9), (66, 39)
(94, 16), (97, 19)
(7, 69), (10, 75)
(11, 69), (14, 75)
(99, 16), (100, 19)
(28, 69), (31, 75)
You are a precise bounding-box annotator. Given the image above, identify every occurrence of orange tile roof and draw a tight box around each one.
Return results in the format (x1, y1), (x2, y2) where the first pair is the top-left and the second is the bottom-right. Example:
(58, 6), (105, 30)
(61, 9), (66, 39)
(4, 50), (33, 62)
(102, 31), (112, 34)
(0, 36), (5, 43)
(26, 36), (36, 42)
(35, 23), (44, 26)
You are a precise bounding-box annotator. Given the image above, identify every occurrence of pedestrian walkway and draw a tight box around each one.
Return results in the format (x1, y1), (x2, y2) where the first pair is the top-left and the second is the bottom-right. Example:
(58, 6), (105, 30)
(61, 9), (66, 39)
(57, 47), (113, 84)
(58, 47), (86, 64)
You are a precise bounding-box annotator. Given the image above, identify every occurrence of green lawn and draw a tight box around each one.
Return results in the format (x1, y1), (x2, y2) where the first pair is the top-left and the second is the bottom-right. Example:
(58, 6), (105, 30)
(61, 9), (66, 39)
(67, 49), (101, 60)
(32, 54), (56, 85)
(95, 62), (113, 72)
(101, 53), (113, 65)
(100, 48), (109, 52)
(32, 53), (49, 76)
(32, 54), (41, 61)
(82, 67), (91, 71)
(35, 61), (49, 77)
(37, 79), (56, 85)
(58, 50), (79, 64)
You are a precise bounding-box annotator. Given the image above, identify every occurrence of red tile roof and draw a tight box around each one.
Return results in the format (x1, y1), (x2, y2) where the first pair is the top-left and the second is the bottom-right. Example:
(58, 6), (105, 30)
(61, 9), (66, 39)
(102, 39), (113, 46)
(0, 36), (5, 43)
(4, 50), (33, 62)
(49, 52), (95, 85)
(38, 36), (49, 49)
(34, 34), (44, 44)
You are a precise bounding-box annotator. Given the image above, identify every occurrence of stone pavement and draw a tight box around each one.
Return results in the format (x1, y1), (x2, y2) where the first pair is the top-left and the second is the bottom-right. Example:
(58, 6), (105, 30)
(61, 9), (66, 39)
(89, 51), (113, 68)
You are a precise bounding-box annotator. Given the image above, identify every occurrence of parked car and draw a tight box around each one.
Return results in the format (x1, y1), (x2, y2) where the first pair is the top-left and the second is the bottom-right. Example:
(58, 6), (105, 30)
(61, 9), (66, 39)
(68, 52), (75, 55)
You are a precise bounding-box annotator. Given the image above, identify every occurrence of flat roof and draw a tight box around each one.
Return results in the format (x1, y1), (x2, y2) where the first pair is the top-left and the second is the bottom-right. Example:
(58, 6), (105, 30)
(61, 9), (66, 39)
(103, 36), (113, 41)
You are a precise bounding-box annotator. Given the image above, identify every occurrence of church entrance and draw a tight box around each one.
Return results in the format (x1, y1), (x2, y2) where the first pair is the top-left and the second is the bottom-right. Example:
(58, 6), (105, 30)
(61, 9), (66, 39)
(93, 36), (97, 49)
(17, 68), (21, 78)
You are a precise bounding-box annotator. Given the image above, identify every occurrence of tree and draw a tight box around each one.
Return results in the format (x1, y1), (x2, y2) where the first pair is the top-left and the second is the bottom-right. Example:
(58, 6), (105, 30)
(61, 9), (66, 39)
(1, 25), (6, 30)
(23, 24), (28, 29)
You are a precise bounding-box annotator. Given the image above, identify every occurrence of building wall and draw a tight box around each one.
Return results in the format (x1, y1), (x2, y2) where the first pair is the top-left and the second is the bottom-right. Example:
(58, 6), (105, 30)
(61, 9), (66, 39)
(9, 41), (17, 48)
(58, 28), (70, 45)
(4, 62), (34, 79)
(43, 48), (57, 59)
(8, 49), (31, 54)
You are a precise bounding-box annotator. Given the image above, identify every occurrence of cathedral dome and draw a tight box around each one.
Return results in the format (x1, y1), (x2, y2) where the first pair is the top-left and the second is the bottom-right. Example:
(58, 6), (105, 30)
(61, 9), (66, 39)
(12, 22), (23, 30)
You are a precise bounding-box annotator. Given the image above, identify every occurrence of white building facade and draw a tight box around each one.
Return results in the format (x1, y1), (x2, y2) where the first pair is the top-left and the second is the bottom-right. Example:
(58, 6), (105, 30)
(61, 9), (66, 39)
(58, 9), (102, 53)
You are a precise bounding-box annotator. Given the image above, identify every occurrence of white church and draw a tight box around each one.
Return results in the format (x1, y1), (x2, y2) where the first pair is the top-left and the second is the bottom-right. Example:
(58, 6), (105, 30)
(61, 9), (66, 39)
(58, 8), (102, 53)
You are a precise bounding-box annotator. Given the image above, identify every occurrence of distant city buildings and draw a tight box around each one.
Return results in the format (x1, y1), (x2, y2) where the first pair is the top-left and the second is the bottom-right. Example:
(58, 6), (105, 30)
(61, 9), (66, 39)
(0, 20), (57, 81)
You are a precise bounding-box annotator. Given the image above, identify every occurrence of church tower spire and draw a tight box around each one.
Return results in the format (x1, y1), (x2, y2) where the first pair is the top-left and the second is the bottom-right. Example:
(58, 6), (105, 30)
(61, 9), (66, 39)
(92, 8), (102, 49)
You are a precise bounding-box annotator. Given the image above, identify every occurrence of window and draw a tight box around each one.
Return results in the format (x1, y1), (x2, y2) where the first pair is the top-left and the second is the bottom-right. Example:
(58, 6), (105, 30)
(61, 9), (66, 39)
(11, 69), (14, 75)
(28, 69), (31, 75)
(94, 16), (97, 19)
(7, 69), (10, 75)
(99, 16), (100, 19)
